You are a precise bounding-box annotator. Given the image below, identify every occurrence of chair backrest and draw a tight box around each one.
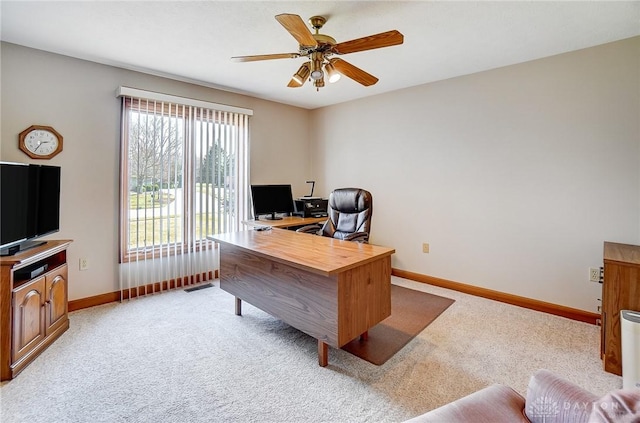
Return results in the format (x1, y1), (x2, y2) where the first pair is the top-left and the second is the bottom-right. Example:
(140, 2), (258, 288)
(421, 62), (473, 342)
(322, 188), (372, 241)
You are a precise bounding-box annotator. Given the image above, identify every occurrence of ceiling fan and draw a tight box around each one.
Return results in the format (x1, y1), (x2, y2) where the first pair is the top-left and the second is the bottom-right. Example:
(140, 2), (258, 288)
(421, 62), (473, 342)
(231, 14), (404, 90)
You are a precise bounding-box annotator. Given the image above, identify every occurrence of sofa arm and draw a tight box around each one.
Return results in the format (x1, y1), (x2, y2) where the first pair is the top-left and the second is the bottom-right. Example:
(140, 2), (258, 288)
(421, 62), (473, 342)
(525, 369), (599, 423)
(403, 384), (528, 423)
(589, 389), (640, 422)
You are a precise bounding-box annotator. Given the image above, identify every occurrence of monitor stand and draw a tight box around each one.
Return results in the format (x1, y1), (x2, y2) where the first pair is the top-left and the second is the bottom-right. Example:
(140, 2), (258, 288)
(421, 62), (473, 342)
(263, 213), (283, 221)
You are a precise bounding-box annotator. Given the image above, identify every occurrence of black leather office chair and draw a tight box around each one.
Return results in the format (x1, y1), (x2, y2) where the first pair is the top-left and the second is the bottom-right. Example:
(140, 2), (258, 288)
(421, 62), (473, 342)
(297, 188), (372, 243)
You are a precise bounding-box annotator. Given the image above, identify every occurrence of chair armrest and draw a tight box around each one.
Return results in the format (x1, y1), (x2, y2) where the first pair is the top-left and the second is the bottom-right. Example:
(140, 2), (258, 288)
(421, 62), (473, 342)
(296, 224), (322, 235)
(343, 232), (369, 243)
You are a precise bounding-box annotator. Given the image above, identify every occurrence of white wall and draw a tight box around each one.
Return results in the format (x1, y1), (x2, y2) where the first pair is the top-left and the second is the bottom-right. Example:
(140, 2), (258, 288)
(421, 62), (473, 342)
(310, 37), (640, 312)
(0, 43), (311, 300)
(2, 37), (638, 313)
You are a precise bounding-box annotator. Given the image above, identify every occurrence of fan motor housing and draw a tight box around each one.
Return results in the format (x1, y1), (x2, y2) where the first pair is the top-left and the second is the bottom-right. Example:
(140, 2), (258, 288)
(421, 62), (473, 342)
(313, 33), (336, 46)
(308, 16), (336, 48)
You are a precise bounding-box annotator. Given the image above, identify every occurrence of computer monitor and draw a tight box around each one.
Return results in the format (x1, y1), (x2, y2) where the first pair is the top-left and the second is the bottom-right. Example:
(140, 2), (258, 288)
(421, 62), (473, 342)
(250, 184), (295, 220)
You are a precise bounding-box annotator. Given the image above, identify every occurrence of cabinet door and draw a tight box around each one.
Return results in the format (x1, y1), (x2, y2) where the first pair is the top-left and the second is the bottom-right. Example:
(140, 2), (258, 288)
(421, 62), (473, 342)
(45, 264), (68, 335)
(12, 277), (46, 363)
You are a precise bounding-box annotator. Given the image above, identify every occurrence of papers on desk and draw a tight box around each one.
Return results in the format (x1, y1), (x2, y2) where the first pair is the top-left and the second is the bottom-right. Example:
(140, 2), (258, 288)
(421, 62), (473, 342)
(242, 219), (271, 231)
(241, 220), (272, 230)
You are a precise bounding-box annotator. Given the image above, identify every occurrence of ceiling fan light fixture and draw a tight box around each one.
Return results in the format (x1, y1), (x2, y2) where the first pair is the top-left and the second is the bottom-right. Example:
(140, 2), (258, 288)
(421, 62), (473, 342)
(324, 62), (341, 83)
(310, 52), (324, 81)
(310, 69), (324, 80)
(290, 62), (311, 86)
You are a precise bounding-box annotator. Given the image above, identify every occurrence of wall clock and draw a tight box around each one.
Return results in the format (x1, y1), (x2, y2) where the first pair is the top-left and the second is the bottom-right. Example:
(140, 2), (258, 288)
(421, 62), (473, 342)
(19, 125), (63, 159)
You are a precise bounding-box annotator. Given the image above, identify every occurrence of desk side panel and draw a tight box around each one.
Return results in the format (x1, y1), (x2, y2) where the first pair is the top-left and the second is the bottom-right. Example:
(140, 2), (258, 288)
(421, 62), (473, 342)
(218, 244), (339, 347)
(338, 256), (392, 346)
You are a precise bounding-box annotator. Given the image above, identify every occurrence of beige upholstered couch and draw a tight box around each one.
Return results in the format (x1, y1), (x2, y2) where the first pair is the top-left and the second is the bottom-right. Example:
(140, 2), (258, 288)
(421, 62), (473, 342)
(404, 369), (640, 423)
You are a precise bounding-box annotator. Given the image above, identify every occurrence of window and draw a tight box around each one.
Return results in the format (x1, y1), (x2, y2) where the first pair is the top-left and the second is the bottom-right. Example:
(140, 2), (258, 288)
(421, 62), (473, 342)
(118, 87), (251, 296)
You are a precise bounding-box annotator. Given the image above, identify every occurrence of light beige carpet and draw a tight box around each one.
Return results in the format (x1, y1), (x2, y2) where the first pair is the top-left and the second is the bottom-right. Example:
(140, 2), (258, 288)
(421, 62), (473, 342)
(0, 277), (622, 423)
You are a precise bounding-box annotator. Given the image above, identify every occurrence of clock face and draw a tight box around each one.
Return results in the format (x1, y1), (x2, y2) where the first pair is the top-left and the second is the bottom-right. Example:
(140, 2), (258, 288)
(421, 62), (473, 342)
(19, 125), (63, 159)
(24, 130), (59, 155)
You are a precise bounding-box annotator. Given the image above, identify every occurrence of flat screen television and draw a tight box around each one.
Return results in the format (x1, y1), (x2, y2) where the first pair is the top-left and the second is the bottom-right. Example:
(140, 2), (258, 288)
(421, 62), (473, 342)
(0, 162), (61, 256)
(250, 184), (294, 221)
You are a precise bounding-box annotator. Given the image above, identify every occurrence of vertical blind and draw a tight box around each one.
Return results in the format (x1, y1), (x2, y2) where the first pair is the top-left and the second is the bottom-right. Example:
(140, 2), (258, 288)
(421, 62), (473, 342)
(117, 87), (251, 299)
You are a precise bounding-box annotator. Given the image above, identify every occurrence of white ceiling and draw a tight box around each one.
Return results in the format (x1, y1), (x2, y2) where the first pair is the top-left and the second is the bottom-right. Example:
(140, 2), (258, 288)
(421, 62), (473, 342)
(1, 1), (639, 110)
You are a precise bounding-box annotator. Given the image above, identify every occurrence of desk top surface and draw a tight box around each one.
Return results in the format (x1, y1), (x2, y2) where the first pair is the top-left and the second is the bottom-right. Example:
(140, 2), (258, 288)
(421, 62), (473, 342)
(209, 229), (394, 276)
(604, 241), (640, 266)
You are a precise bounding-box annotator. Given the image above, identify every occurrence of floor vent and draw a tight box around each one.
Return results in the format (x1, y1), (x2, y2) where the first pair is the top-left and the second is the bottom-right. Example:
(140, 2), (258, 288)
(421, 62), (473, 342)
(184, 283), (214, 293)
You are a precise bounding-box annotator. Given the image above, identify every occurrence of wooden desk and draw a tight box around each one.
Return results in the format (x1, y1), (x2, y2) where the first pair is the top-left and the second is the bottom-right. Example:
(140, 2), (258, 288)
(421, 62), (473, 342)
(209, 229), (395, 366)
(244, 215), (326, 229)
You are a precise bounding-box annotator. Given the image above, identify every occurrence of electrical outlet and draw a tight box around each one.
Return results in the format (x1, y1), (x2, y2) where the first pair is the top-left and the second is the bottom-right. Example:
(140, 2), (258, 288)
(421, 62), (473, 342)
(79, 258), (89, 271)
(422, 243), (430, 253)
(589, 267), (600, 282)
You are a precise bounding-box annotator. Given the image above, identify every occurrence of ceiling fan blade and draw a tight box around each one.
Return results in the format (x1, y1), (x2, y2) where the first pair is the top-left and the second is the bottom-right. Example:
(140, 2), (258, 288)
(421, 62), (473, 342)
(330, 58), (379, 86)
(275, 14), (318, 47)
(332, 30), (404, 55)
(231, 53), (300, 62)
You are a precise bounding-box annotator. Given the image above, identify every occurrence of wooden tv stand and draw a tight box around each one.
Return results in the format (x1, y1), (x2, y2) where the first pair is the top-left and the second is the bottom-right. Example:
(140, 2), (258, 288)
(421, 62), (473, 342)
(0, 240), (72, 380)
